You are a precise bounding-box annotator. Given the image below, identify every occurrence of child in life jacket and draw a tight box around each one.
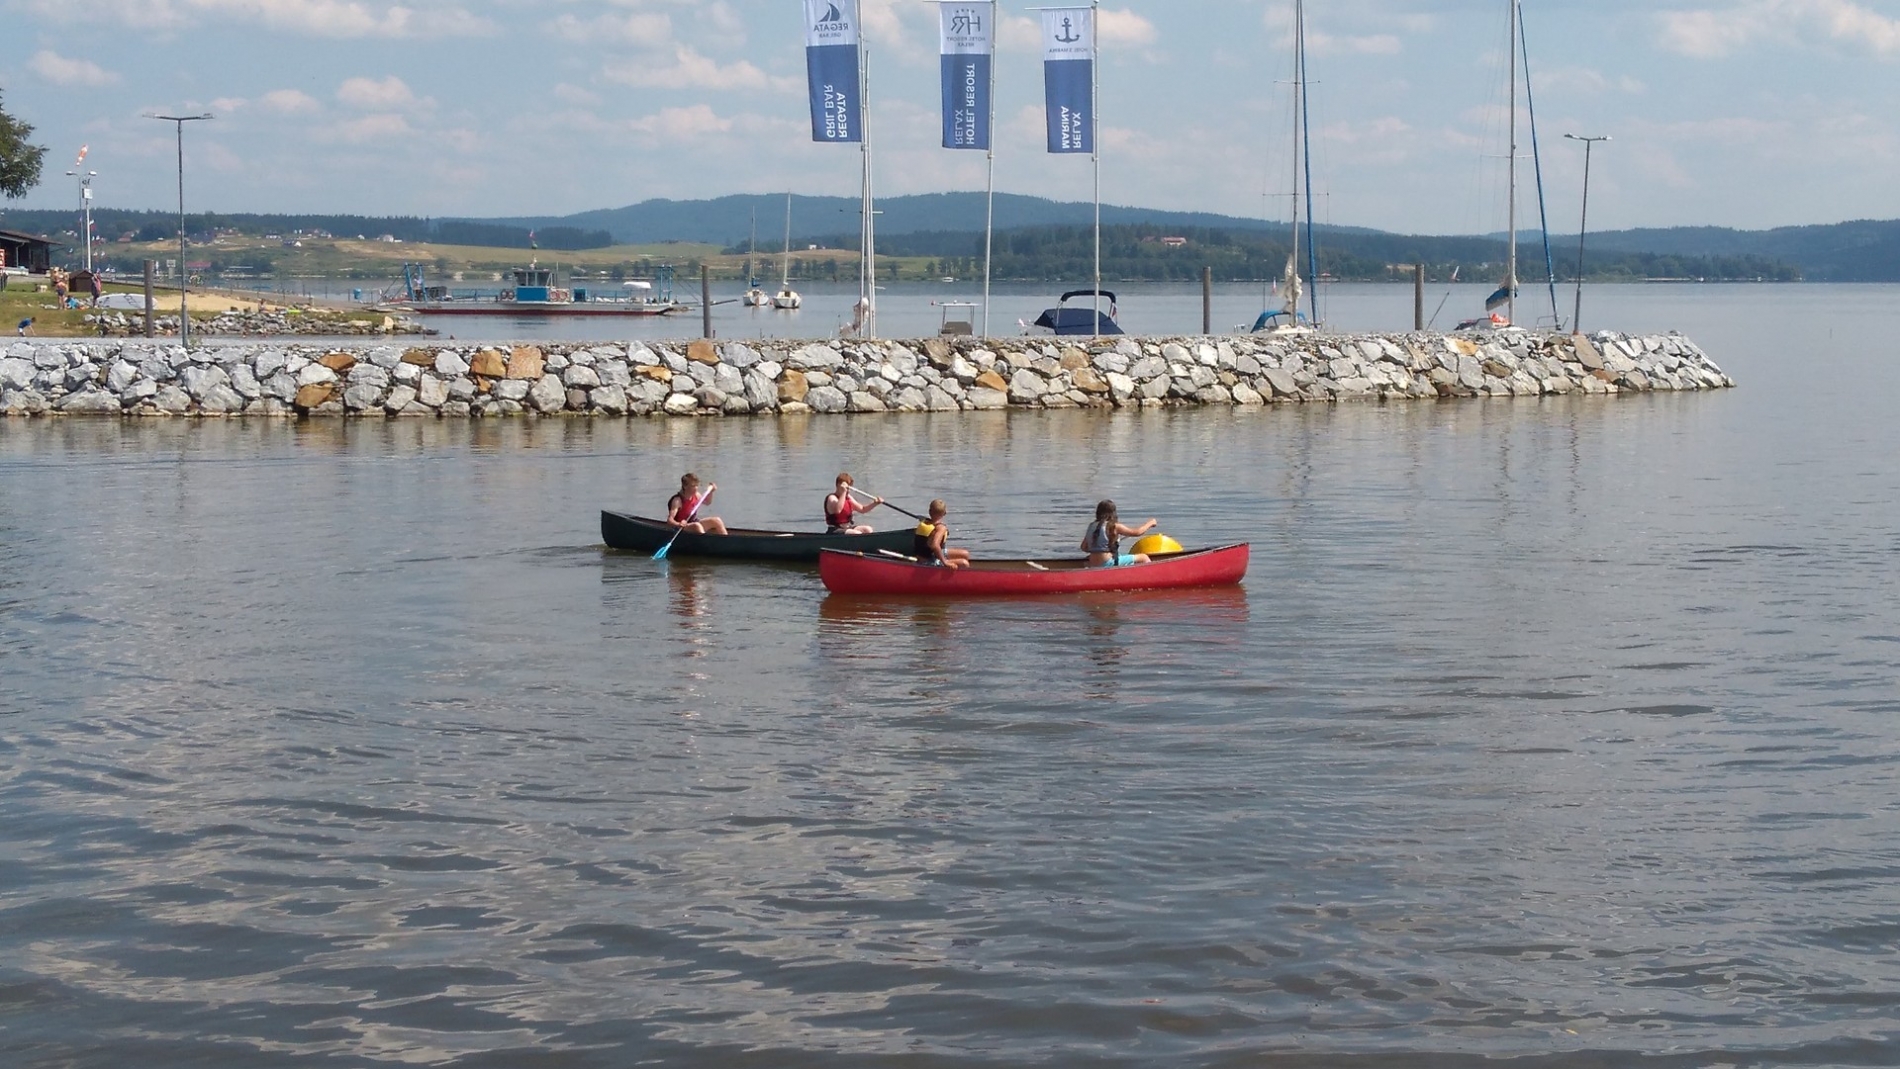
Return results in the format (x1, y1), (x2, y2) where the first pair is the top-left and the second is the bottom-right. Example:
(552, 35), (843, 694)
(1080, 499), (1157, 566)
(913, 499), (971, 568)
(666, 473), (729, 536)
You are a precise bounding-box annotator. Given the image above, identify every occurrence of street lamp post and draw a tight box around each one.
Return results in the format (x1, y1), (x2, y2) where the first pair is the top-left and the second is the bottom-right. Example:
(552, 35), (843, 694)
(150, 113), (213, 346)
(1564, 133), (1609, 334)
(64, 163), (98, 274)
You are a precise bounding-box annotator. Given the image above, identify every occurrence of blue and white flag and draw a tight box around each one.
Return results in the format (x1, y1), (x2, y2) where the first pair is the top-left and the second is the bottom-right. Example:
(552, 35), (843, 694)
(1041, 7), (1094, 154)
(939, 2), (993, 150)
(805, 0), (862, 143)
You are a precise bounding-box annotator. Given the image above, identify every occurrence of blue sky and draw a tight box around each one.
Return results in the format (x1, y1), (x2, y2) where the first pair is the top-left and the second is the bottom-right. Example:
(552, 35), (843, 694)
(1, 0), (1896, 235)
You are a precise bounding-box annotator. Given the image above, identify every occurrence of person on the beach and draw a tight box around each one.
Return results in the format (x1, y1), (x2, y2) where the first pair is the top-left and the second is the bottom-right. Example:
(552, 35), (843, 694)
(824, 472), (883, 534)
(15, 317), (32, 336)
(666, 473), (729, 536)
(913, 500), (970, 569)
(1081, 499), (1158, 567)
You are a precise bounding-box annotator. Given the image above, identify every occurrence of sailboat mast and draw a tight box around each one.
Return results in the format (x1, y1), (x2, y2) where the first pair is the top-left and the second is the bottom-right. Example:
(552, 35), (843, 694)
(782, 192), (793, 288)
(1289, 0), (1301, 307)
(1506, 0), (1519, 325)
(1298, 0), (1319, 326)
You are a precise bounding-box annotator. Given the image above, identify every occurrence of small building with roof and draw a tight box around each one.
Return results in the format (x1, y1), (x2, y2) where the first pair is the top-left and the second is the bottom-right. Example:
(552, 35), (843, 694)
(0, 229), (59, 274)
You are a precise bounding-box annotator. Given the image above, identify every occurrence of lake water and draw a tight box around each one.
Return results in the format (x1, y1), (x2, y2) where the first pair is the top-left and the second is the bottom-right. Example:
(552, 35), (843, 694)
(268, 278), (1727, 342)
(3, 285), (1898, 1067)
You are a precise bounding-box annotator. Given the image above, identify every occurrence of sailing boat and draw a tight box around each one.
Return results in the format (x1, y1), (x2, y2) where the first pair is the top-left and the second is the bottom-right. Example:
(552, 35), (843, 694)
(772, 193), (802, 310)
(742, 207), (767, 307)
(1463, 0), (1551, 331)
(1253, 0), (1319, 334)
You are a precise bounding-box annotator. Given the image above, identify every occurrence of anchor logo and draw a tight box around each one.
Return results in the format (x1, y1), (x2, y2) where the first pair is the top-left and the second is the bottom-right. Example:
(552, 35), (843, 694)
(1055, 15), (1081, 43)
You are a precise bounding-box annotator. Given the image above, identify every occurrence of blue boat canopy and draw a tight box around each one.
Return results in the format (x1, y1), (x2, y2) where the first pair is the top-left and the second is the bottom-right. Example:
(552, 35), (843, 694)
(1250, 309), (1308, 333)
(1033, 289), (1123, 336)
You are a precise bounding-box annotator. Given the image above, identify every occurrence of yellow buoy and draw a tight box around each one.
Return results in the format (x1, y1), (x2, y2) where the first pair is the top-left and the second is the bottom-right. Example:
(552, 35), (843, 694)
(1131, 533), (1183, 556)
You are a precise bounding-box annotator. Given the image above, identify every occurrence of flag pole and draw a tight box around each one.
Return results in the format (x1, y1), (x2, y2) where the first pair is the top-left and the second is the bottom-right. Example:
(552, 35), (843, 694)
(861, 41), (877, 339)
(983, 0), (997, 338)
(1091, 0), (1101, 336)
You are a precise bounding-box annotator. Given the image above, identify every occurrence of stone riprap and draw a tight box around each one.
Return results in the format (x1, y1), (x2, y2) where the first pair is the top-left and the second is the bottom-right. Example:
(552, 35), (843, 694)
(81, 308), (429, 337)
(0, 332), (1731, 418)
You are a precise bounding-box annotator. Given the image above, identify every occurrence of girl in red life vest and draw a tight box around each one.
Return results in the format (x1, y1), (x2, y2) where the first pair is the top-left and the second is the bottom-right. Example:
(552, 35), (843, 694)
(666, 473), (729, 536)
(824, 472), (883, 534)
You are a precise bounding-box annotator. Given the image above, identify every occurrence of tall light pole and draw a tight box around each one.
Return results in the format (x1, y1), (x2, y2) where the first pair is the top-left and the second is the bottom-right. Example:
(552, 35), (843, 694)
(150, 113), (213, 346)
(65, 151), (98, 274)
(1565, 133), (1609, 334)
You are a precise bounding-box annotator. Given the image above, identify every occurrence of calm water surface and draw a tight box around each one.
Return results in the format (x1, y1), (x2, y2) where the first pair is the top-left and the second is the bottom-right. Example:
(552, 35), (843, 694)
(3, 287), (1899, 1066)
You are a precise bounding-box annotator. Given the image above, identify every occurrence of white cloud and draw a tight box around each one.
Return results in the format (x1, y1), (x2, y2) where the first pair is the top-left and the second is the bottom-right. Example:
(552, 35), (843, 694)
(28, 51), (120, 86)
(628, 104), (732, 138)
(17, 0), (493, 37)
(1098, 8), (1157, 47)
(601, 45), (790, 92)
(210, 96), (248, 114)
(1659, 0), (1900, 59)
(549, 10), (672, 45)
(553, 83), (602, 108)
(998, 14), (1040, 52)
(260, 88), (322, 114)
(324, 113), (413, 143)
(336, 75), (423, 111)
(195, 0), (494, 38)
(1306, 31), (1401, 57)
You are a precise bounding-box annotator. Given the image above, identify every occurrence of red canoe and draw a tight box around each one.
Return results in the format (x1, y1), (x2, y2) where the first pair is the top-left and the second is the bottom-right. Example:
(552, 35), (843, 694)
(818, 544), (1250, 596)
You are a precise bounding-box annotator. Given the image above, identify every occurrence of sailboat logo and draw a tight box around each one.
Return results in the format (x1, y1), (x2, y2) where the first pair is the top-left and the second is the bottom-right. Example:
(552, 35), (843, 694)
(1054, 16), (1081, 43)
(815, 2), (845, 27)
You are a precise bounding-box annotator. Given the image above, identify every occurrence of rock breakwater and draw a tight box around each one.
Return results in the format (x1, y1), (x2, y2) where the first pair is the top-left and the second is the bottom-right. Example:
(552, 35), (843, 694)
(0, 331), (1731, 418)
(80, 308), (429, 337)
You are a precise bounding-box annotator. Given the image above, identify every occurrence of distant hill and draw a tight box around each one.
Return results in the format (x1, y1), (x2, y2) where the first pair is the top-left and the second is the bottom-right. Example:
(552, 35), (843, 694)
(488, 195), (1896, 280)
(488, 192), (1389, 248)
(9, 192), (1900, 280)
(1585, 219), (1900, 282)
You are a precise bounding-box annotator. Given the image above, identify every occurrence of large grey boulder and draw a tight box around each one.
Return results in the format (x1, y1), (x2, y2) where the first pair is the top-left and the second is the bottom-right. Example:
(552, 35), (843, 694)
(1008, 369), (1047, 404)
(58, 390), (121, 414)
(199, 384), (245, 413)
(592, 384), (628, 414)
(342, 383), (385, 410)
(180, 364), (230, 398)
(529, 374), (568, 413)
(806, 385), (848, 413)
(152, 385), (192, 413)
(416, 376), (450, 408)
(966, 387), (1007, 410)
(230, 364), (263, 399)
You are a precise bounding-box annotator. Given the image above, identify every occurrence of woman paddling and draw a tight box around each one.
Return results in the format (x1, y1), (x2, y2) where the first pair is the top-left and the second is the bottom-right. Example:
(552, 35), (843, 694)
(1081, 500), (1158, 567)
(666, 473), (729, 536)
(914, 500), (970, 569)
(824, 473), (883, 534)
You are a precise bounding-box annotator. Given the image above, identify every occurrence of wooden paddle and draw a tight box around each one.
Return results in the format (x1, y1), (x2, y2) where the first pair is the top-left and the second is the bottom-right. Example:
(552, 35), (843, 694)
(845, 485), (926, 523)
(653, 487), (711, 560)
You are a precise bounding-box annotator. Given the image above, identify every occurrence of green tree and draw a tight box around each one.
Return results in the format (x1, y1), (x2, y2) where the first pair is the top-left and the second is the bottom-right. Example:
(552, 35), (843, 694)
(0, 91), (48, 199)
